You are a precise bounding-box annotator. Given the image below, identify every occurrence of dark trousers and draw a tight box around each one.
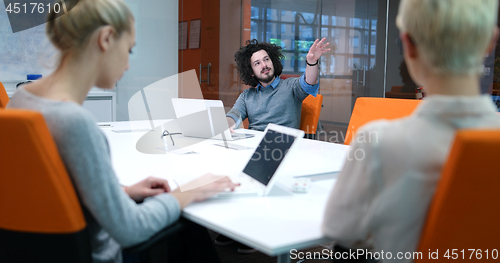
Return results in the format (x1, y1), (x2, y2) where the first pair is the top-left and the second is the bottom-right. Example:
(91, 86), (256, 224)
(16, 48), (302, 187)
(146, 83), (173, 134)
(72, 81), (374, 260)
(123, 219), (220, 263)
(332, 245), (378, 263)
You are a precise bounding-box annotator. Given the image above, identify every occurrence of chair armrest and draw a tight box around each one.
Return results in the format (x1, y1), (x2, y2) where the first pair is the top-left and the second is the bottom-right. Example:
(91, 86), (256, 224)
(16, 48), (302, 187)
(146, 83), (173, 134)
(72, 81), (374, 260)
(122, 220), (188, 254)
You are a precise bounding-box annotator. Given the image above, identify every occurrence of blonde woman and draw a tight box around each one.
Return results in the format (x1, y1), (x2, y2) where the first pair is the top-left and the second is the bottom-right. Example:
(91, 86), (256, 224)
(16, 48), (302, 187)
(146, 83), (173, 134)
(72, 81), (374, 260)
(8, 0), (237, 262)
(322, 0), (500, 261)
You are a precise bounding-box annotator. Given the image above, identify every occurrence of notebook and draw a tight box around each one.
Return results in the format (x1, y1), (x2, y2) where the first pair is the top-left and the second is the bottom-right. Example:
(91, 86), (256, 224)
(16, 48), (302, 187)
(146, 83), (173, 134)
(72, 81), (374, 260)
(212, 123), (305, 198)
(171, 98), (254, 141)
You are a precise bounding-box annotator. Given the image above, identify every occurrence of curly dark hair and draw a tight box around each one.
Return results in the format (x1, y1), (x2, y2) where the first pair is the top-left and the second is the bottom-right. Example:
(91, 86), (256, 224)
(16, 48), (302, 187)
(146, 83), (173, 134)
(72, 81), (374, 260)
(234, 39), (284, 87)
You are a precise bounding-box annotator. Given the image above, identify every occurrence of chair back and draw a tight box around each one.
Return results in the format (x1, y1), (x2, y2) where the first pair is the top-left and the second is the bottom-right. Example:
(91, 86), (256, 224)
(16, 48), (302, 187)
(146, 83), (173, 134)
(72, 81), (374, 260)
(0, 82), (9, 108)
(416, 129), (500, 262)
(300, 94), (323, 138)
(0, 109), (91, 262)
(345, 97), (421, 144)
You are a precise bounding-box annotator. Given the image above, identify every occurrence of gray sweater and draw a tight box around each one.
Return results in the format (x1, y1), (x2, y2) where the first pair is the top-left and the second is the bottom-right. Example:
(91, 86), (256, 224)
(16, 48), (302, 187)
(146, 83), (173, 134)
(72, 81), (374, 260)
(227, 74), (318, 131)
(8, 87), (181, 263)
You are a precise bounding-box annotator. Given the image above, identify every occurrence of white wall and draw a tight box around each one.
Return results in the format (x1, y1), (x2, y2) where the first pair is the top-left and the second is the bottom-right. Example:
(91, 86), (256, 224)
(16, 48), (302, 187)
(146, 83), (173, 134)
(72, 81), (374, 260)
(0, 0), (178, 121)
(219, 0), (243, 108)
(115, 0), (179, 121)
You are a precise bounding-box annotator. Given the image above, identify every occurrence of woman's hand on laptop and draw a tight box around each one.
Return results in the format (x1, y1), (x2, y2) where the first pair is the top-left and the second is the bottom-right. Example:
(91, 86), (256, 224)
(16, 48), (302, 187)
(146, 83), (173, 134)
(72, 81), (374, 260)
(123, 176), (171, 202)
(170, 173), (239, 208)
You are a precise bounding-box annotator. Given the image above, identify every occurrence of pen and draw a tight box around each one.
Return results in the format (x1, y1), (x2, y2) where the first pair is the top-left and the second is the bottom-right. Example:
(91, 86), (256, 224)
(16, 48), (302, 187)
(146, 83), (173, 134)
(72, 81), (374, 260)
(98, 124), (112, 127)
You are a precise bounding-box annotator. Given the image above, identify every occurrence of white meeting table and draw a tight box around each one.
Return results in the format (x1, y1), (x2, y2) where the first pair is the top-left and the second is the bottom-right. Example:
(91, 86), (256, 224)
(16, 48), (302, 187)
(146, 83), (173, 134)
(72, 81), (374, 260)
(100, 120), (350, 263)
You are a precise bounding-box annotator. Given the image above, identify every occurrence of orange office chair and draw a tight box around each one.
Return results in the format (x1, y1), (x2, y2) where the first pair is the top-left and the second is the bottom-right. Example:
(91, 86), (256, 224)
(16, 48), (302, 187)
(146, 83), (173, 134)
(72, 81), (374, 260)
(0, 109), (92, 262)
(300, 94), (324, 139)
(0, 81), (9, 108)
(0, 110), (185, 262)
(345, 97), (421, 145)
(416, 129), (500, 262)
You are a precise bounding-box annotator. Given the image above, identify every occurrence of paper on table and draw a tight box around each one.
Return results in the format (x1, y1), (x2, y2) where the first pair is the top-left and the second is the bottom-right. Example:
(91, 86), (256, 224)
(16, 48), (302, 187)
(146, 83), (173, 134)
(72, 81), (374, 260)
(276, 141), (349, 177)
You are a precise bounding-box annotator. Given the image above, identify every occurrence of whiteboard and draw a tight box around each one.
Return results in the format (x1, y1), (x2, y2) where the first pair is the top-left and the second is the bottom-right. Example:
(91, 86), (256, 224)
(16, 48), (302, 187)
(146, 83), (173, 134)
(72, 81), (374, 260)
(1, 0), (179, 122)
(0, 0), (57, 81)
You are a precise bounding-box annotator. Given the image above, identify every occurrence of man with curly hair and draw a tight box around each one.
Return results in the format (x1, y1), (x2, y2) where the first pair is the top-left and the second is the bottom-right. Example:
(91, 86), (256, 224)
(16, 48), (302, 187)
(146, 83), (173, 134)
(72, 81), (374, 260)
(217, 38), (330, 254)
(226, 38), (331, 131)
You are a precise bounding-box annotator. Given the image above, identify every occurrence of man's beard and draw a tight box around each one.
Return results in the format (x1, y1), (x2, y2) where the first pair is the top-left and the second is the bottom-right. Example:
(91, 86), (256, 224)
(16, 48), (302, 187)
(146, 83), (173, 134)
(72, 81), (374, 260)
(255, 68), (275, 84)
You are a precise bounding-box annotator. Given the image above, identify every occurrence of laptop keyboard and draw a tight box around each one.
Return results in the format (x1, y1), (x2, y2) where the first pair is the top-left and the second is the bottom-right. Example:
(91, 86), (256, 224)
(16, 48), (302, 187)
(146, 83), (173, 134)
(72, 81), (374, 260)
(212, 175), (264, 199)
(233, 184), (252, 192)
(226, 175), (261, 193)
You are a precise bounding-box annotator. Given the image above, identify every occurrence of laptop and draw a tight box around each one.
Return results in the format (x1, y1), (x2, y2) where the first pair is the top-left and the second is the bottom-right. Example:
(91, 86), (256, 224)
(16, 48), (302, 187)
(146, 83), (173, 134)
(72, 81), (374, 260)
(171, 98), (254, 141)
(213, 123), (305, 198)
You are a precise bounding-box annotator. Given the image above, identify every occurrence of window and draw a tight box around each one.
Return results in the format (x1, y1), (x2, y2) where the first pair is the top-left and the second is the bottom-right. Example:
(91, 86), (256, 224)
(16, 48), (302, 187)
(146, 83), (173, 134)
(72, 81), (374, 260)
(250, 0), (378, 76)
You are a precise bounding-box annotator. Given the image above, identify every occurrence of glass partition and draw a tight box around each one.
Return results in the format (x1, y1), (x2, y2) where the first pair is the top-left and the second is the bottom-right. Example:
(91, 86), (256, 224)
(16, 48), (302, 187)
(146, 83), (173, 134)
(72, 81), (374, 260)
(180, 0), (389, 142)
(247, 0), (387, 141)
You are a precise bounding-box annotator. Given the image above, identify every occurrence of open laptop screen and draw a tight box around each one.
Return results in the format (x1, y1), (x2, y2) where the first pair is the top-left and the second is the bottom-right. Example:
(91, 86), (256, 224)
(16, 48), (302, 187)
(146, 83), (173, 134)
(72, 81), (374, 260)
(243, 130), (296, 185)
